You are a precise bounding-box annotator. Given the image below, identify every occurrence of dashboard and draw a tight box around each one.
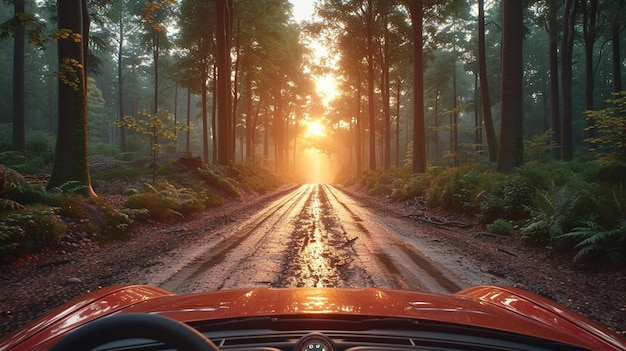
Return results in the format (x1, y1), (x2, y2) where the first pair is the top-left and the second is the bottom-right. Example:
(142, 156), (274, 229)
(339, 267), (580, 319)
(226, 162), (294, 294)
(93, 315), (588, 351)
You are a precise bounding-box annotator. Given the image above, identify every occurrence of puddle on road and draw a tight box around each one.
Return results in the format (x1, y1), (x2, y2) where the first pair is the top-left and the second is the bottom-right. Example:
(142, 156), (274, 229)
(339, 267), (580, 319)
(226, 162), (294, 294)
(276, 185), (354, 288)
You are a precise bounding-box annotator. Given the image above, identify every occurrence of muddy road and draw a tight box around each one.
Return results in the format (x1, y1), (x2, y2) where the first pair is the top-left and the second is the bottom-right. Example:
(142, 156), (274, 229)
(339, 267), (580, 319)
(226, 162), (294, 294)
(142, 184), (506, 294)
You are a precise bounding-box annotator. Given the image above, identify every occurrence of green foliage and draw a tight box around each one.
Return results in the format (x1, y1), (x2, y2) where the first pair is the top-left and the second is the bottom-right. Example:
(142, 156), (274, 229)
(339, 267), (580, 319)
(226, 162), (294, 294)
(0, 206), (66, 258)
(89, 141), (122, 158)
(48, 181), (91, 196)
(477, 173), (535, 223)
(487, 219), (514, 235)
(196, 168), (241, 198)
(0, 166), (50, 210)
(26, 130), (55, 162)
(559, 220), (626, 267)
(520, 187), (577, 246)
(124, 181), (206, 220)
(525, 129), (558, 162)
(0, 151), (27, 167)
(426, 165), (490, 214)
(390, 171), (437, 201)
(0, 124), (12, 151)
(585, 92), (626, 162)
(91, 164), (147, 182)
(115, 110), (191, 157)
(235, 163), (282, 194)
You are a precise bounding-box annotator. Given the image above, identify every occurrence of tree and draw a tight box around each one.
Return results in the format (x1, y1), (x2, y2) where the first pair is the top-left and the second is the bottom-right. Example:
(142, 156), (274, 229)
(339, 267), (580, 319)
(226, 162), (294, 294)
(12, 0), (25, 153)
(408, 0), (425, 173)
(178, 0), (217, 163)
(497, 0), (523, 173)
(610, 0), (624, 93)
(560, 0), (577, 161)
(47, 0), (96, 196)
(546, 0), (561, 157)
(216, 0), (233, 167)
(582, 0), (598, 139)
(477, 0), (496, 162)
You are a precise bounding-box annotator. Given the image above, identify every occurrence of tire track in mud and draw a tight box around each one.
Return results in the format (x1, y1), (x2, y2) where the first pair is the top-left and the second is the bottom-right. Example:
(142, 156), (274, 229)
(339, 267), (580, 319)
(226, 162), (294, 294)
(323, 185), (464, 293)
(152, 184), (464, 294)
(274, 185), (373, 288)
(157, 185), (312, 293)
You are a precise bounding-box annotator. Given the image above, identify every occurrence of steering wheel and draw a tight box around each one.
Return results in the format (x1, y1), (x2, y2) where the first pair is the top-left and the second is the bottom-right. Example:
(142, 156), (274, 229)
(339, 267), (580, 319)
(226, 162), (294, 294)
(48, 313), (219, 351)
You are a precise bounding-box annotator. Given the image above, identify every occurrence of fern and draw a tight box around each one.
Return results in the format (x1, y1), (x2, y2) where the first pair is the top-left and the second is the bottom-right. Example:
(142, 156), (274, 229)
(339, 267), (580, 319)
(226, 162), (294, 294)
(0, 198), (25, 211)
(559, 220), (626, 266)
(49, 181), (89, 195)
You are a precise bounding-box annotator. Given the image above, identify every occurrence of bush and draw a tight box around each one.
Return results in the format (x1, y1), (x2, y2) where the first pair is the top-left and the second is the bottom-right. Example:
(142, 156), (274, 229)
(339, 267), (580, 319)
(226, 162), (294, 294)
(559, 220), (626, 267)
(487, 219), (514, 235)
(477, 174), (535, 223)
(1, 166), (50, 210)
(0, 206), (67, 258)
(426, 166), (488, 214)
(0, 151), (27, 167)
(26, 130), (54, 163)
(235, 163), (281, 194)
(124, 181), (206, 220)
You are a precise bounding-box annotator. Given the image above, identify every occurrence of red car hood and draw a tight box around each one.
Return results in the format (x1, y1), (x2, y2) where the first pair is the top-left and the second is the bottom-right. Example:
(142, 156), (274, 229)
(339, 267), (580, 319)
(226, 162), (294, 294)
(1, 285), (624, 351)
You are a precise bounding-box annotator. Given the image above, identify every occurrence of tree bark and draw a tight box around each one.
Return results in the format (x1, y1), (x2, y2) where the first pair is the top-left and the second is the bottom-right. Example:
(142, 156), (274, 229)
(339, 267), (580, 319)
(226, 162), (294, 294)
(611, 0), (624, 93)
(497, 0), (524, 173)
(355, 75), (362, 173)
(117, 19), (126, 152)
(12, 0), (25, 153)
(409, 0), (426, 173)
(366, 0), (376, 170)
(560, 0), (577, 161)
(547, 0), (560, 158)
(583, 0), (597, 140)
(48, 0), (96, 196)
(478, 0), (496, 162)
(216, 0), (233, 167)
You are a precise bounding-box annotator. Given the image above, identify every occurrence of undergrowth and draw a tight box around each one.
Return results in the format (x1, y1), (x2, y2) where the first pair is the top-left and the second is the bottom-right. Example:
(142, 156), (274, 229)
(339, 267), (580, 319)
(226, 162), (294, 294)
(0, 156), (283, 264)
(350, 160), (626, 267)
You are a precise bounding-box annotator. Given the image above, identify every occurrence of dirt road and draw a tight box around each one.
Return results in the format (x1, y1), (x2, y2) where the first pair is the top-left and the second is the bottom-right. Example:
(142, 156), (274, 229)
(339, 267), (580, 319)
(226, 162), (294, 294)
(1, 184), (624, 338)
(141, 184), (504, 294)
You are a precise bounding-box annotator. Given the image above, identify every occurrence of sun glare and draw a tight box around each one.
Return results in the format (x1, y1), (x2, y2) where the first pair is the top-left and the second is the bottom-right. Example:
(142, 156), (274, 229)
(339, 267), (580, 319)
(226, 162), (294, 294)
(305, 119), (327, 138)
(316, 74), (339, 104)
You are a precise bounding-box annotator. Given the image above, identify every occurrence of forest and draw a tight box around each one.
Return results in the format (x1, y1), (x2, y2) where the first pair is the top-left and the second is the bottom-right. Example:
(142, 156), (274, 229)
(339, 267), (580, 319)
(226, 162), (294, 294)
(0, 0), (625, 267)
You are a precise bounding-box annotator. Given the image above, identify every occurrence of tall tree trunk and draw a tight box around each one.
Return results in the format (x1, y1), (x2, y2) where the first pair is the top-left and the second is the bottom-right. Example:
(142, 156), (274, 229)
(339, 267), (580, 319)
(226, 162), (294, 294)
(48, 0), (95, 196)
(583, 0), (597, 140)
(245, 73), (253, 162)
(474, 73), (482, 153)
(409, 0), (426, 173)
(612, 0), (623, 93)
(560, 0), (577, 161)
(381, 8), (391, 170)
(202, 70), (209, 162)
(355, 76), (362, 173)
(395, 78), (401, 167)
(478, 0), (496, 162)
(451, 60), (458, 167)
(152, 31), (160, 177)
(12, 0), (25, 153)
(497, 0), (524, 173)
(216, 0), (233, 167)
(212, 64), (218, 163)
(117, 19), (126, 152)
(186, 86), (191, 153)
(547, 0), (560, 158)
(434, 84), (439, 158)
(366, 0), (376, 170)
(382, 63), (391, 170)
